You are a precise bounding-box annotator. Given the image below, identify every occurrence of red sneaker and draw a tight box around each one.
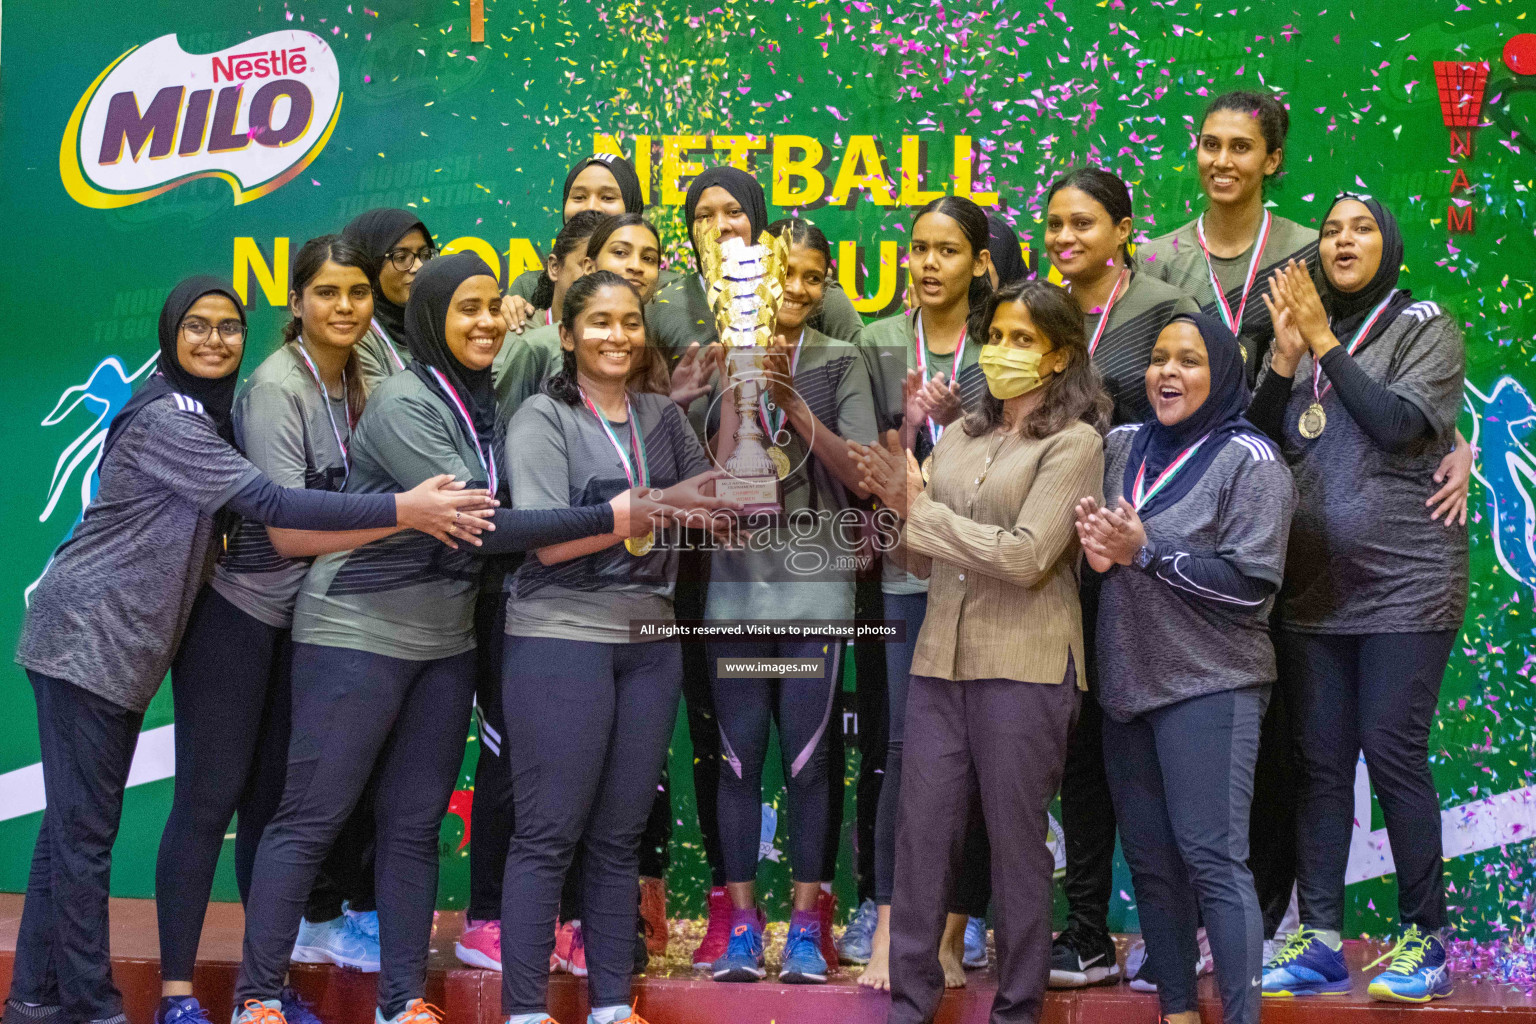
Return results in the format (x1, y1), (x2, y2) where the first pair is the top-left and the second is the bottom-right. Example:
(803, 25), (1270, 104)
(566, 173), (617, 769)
(691, 886), (732, 969)
(816, 889), (839, 974)
(552, 919), (588, 977)
(639, 876), (669, 956)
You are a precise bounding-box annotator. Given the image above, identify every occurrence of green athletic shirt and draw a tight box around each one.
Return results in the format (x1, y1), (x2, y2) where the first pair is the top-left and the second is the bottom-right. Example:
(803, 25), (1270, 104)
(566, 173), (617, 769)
(354, 324), (412, 394)
(211, 343), (353, 628)
(703, 328), (879, 622)
(508, 265), (682, 306)
(293, 369), (496, 660)
(493, 323), (564, 425)
(859, 309), (988, 595)
(1138, 212), (1317, 376)
(1086, 272), (1201, 425)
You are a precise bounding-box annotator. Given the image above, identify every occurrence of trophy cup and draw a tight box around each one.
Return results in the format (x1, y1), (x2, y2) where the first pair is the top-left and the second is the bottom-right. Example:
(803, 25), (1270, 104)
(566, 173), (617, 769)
(701, 225), (790, 515)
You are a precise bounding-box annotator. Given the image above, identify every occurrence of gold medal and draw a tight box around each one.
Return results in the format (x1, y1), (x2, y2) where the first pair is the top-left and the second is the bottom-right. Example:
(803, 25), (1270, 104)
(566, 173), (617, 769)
(1298, 402), (1326, 439)
(625, 531), (655, 557)
(921, 454), (933, 485)
(766, 445), (791, 480)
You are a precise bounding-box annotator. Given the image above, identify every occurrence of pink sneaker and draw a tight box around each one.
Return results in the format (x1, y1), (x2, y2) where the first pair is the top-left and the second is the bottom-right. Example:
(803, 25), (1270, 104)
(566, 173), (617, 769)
(553, 919), (588, 977)
(455, 918), (502, 971)
(692, 887), (733, 969)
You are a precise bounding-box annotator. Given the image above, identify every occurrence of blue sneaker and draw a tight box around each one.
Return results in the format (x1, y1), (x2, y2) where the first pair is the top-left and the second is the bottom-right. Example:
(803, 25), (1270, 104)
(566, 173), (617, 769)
(963, 917), (989, 969)
(711, 919), (766, 982)
(292, 914), (380, 972)
(157, 996), (212, 1024)
(278, 988), (323, 1024)
(344, 902), (379, 943)
(835, 899), (877, 965)
(1366, 926), (1453, 1003)
(780, 920), (828, 984)
(1261, 928), (1352, 997)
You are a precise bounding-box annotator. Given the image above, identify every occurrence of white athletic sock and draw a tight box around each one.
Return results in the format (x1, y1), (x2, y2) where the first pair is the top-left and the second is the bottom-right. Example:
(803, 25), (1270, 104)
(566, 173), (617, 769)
(588, 1005), (632, 1024)
(1307, 927), (1343, 950)
(506, 1014), (551, 1024)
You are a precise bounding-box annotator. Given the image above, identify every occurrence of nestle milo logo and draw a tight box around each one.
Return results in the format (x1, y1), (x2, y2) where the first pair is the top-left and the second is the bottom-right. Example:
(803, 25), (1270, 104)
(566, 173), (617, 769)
(61, 31), (342, 208)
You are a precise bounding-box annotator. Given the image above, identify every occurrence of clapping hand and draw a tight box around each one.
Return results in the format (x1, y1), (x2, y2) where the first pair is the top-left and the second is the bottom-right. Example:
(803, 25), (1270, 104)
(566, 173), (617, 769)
(1073, 496), (1147, 571)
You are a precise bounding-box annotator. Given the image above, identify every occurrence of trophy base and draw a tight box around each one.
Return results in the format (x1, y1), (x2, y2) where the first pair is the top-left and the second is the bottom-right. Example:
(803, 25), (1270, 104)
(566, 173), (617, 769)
(716, 475), (782, 515)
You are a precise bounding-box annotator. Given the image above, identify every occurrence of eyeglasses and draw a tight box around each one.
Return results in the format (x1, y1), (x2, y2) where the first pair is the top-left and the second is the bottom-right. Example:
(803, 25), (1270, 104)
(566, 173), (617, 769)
(385, 246), (440, 272)
(180, 317), (247, 343)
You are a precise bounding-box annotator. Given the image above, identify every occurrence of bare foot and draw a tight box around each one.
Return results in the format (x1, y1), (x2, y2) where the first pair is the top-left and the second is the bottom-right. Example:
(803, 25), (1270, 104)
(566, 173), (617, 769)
(859, 908), (892, 990)
(939, 912), (968, 988)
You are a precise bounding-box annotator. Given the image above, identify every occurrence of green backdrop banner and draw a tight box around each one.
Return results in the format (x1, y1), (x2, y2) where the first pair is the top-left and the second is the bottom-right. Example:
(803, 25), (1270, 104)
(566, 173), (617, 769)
(2, 0), (1534, 941)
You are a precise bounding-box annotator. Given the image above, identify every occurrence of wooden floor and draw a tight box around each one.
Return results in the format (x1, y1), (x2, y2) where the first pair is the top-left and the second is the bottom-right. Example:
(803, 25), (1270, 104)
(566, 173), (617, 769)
(1, 894), (1533, 1022)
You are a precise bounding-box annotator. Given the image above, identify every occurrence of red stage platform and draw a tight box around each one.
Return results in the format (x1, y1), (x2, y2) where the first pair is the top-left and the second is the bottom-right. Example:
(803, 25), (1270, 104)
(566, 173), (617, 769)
(2, 895), (1533, 1023)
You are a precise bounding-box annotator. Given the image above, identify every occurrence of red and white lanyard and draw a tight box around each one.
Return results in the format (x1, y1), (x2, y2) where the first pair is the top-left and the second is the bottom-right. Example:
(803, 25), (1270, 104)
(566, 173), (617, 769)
(1312, 292), (1397, 402)
(1131, 432), (1213, 511)
(579, 388), (649, 488)
(914, 310), (966, 446)
(1081, 269), (1130, 357)
(1195, 210), (1272, 335)
(370, 318), (407, 371)
(294, 342), (354, 485)
(427, 366), (498, 493)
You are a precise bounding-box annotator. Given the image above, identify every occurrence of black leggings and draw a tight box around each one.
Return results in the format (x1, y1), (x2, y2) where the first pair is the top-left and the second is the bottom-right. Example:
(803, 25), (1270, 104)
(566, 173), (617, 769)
(676, 555), (727, 887)
(500, 636), (682, 1016)
(235, 643), (476, 1016)
(710, 637), (843, 885)
(1283, 629), (1455, 933)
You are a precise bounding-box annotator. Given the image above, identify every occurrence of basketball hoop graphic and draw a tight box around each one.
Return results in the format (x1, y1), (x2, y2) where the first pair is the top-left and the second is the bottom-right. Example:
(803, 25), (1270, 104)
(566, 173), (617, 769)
(1434, 61), (1490, 127)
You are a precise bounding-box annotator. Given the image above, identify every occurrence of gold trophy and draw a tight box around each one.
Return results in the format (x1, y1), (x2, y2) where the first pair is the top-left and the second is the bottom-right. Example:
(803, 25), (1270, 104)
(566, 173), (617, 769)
(701, 225), (790, 514)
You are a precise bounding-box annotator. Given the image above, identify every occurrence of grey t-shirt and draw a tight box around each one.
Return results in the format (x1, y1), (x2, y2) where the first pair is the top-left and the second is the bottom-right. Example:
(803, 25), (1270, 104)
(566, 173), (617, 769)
(211, 344), (352, 629)
(505, 390), (713, 643)
(1085, 272), (1200, 425)
(17, 396), (261, 712)
(1274, 303), (1468, 633)
(1095, 423), (1296, 722)
(860, 309), (989, 595)
(293, 369), (493, 661)
(354, 324), (411, 394)
(1139, 213), (1317, 376)
(704, 329), (879, 621)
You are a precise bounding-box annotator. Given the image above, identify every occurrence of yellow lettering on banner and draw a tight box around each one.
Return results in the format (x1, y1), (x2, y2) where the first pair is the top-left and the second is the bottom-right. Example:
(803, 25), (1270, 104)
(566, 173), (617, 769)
(442, 236), (502, 281)
(772, 135), (825, 206)
(899, 135), (945, 206)
(953, 136), (998, 206)
(233, 237), (289, 307)
(830, 135), (895, 207)
(592, 133), (652, 205)
(506, 238), (545, 282)
(662, 135), (707, 206)
(838, 239), (899, 313)
(713, 135), (767, 172)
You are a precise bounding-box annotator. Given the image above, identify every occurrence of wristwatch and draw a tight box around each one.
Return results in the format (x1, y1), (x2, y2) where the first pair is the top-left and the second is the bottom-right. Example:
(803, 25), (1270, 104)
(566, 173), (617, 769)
(1132, 542), (1158, 573)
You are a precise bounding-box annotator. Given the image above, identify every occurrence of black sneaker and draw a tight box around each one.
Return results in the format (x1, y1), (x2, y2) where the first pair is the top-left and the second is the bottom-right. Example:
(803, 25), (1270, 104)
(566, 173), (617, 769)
(1048, 928), (1121, 989)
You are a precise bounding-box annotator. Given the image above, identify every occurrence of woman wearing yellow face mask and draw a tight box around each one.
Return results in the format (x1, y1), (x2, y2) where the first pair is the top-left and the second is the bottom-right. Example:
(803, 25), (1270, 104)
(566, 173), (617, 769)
(851, 279), (1110, 1024)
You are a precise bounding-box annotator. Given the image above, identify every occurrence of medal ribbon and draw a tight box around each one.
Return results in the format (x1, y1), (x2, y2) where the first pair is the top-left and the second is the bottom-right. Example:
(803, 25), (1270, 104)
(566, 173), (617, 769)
(294, 342), (353, 486)
(1131, 432), (1213, 511)
(1311, 292), (1398, 402)
(1195, 210), (1272, 335)
(1083, 269), (1131, 357)
(758, 331), (805, 441)
(579, 387), (650, 490)
(369, 318), (407, 371)
(427, 366), (499, 494)
(914, 310), (966, 447)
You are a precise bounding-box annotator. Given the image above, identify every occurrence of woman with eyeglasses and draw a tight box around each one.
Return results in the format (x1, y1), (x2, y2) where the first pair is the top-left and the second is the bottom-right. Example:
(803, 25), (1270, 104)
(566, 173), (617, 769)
(344, 208), (440, 391)
(6, 276), (496, 1024)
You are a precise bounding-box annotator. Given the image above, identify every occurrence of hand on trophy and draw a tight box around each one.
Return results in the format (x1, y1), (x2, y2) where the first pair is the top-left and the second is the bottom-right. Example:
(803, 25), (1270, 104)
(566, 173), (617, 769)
(763, 333), (804, 421)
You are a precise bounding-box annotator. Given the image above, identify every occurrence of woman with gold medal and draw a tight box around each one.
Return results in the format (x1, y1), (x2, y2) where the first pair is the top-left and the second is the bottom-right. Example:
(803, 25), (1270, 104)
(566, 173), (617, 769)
(702, 218), (878, 986)
(852, 195), (996, 990)
(1250, 194), (1468, 1004)
(496, 271), (733, 1024)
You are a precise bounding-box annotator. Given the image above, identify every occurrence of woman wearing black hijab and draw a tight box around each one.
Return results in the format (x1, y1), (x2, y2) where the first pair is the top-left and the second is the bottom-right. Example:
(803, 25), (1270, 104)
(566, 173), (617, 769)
(1075, 312), (1296, 1024)
(503, 154), (649, 328)
(6, 277), (496, 1024)
(227, 255), (676, 1024)
(1251, 195), (1466, 1004)
(344, 208), (437, 390)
